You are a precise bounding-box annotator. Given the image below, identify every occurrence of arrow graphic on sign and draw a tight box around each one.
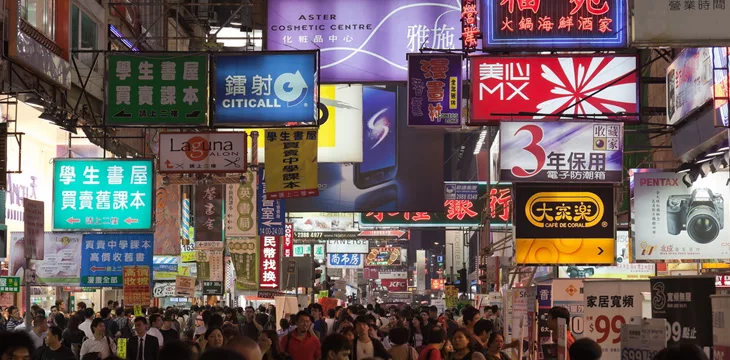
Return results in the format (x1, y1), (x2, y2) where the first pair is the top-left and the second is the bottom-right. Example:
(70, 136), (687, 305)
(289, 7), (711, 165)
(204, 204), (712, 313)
(261, 220), (282, 227)
(90, 266), (106, 272)
(125, 217), (139, 225)
(165, 160), (173, 169)
(260, 283), (279, 288)
(67, 217), (80, 224)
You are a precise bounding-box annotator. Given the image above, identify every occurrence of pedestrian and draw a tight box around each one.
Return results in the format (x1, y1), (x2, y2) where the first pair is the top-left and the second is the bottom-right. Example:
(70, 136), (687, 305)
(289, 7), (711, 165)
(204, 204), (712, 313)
(280, 311), (321, 360)
(126, 317), (159, 360)
(6, 305), (24, 331)
(148, 314), (166, 347)
(0, 331), (36, 359)
(80, 318), (117, 359)
(351, 315), (390, 360)
(201, 328), (224, 352)
(417, 327), (446, 360)
(321, 333), (353, 360)
(567, 338), (602, 360)
(28, 315), (49, 349)
(79, 308), (95, 338)
(484, 333), (510, 360)
(387, 327), (418, 360)
(33, 326), (76, 360)
(451, 328), (485, 360)
(161, 316), (181, 344)
(547, 307), (575, 358)
(62, 314), (85, 357)
(258, 330), (290, 360)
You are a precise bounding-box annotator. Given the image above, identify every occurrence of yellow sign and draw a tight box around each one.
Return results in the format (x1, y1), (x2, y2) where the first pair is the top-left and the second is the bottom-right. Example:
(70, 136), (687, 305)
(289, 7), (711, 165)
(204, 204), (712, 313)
(117, 338), (127, 359)
(181, 251), (197, 263)
(133, 305), (143, 317)
(264, 128), (319, 199)
(178, 263), (194, 276)
(525, 192), (605, 229)
(445, 286), (458, 308)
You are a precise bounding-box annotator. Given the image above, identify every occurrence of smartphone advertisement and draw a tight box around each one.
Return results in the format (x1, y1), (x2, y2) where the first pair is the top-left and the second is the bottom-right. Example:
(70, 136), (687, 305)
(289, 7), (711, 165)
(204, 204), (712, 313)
(286, 86), (445, 212)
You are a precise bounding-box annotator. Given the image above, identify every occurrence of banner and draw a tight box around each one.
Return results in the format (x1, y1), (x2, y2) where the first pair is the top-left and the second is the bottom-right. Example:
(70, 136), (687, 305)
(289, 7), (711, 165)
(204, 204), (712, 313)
(259, 236), (280, 289)
(80, 234), (154, 287)
(514, 184), (616, 265)
(194, 184), (223, 242)
(633, 0), (730, 46)
(713, 295), (730, 360)
(152, 256), (179, 280)
(482, 0), (627, 49)
(633, 171), (730, 261)
(666, 48), (713, 126)
(558, 231), (656, 280)
(24, 199), (44, 260)
(228, 238), (258, 290)
(53, 159), (154, 231)
(159, 132), (247, 173)
(257, 166), (286, 236)
(326, 240), (369, 253)
(9, 232), (82, 285)
(122, 266), (151, 306)
(551, 279), (585, 338)
(326, 253), (364, 269)
(537, 284), (552, 347)
(153, 282), (176, 298)
(226, 169), (257, 237)
(583, 280), (649, 360)
(264, 128), (319, 199)
(620, 319), (667, 360)
(175, 275), (196, 297)
(407, 53), (462, 127)
(213, 52), (318, 125)
(470, 55), (638, 123)
(154, 177), (181, 255)
(267, 0), (462, 82)
(365, 247), (404, 266)
(651, 276), (715, 348)
(107, 54), (208, 125)
(500, 122), (623, 183)
(196, 248), (224, 282)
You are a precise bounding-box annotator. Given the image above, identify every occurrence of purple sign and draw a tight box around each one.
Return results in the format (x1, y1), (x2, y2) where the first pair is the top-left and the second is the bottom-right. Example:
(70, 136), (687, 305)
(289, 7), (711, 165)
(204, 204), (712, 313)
(407, 53), (462, 127)
(267, 0), (462, 83)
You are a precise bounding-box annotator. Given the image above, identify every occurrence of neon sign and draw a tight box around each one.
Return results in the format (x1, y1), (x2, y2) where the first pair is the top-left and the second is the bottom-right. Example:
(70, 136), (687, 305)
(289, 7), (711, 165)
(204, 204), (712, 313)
(461, 0), (482, 51)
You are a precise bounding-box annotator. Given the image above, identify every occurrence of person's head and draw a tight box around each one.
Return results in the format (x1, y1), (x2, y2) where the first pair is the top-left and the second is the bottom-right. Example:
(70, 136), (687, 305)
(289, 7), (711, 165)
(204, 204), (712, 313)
(113, 301), (119, 310)
(0, 331), (35, 360)
(244, 306), (255, 320)
(159, 341), (197, 360)
(321, 333), (352, 360)
(354, 316), (371, 337)
(91, 318), (105, 337)
(201, 310), (212, 326)
(50, 306), (58, 316)
(427, 327), (447, 348)
(208, 314), (225, 330)
(327, 309), (336, 319)
(46, 326), (63, 348)
(223, 336), (262, 360)
(100, 307), (112, 320)
(429, 306), (438, 319)
(150, 314), (163, 329)
(259, 330), (283, 356)
(389, 327), (411, 346)
(205, 328), (224, 349)
(55, 300), (65, 313)
(473, 319), (494, 343)
(487, 333), (505, 354)
(54, 314), (67, 330)
(76, 301), (87, 311)
(490, 305), (499, 317)
(67, 314), (82, 331)
(310, 304), (323, 319)
(451, 328), (472, 351)
(420, 310), (429, 324)
(107, 300), (114, 309)
(163, 317), (174, 330)
(33, 315), (48, 333)
(569, 338), (603, 360)
(84, 308), (95, 320)
(296, 311), (312, 335)
(339, 326), (356, 342)
(461, 307), (480, 328)
(547, 306), (570, 332)
(134, 316), (148, 336)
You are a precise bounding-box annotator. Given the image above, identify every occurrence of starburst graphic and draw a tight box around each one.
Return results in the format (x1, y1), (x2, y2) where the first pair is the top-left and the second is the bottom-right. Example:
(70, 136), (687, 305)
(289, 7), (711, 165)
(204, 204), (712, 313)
(535, 57), (637, 119)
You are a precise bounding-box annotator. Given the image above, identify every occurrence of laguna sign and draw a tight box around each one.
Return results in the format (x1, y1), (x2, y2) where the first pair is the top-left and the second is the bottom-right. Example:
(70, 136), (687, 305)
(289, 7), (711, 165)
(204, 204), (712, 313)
(159, 132), (247, 173)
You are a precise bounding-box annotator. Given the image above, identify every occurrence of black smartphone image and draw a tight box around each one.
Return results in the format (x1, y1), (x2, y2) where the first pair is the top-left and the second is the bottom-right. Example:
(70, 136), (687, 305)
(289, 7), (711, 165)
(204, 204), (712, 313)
(354, 86), (398, 189)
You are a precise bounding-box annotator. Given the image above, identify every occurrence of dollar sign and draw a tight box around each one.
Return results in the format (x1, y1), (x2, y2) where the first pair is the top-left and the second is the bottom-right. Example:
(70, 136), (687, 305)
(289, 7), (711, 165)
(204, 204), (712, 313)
(589, 324), (595, 332)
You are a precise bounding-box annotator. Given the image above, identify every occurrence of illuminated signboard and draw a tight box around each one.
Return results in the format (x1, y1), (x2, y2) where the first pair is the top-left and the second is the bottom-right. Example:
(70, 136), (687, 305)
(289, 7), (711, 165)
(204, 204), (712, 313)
(359, 182), (512, 227)
(482, 0), (627, 50)
(462, 0), (482, 51)
(514, 184), (615, 265)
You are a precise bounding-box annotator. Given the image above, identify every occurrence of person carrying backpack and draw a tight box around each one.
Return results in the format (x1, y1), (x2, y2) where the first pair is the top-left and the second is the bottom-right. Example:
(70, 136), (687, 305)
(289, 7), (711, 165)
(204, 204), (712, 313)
(113, 308), (133, 339)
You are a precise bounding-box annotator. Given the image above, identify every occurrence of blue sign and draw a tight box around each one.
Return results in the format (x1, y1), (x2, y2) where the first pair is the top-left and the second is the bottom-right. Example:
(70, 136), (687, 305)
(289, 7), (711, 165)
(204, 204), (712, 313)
(327, 253), (364, 268)
(153, 264), (178, 273)
(258, 166), (286, 236)
(537, 284), (552, 308)
(444, 182), (479, 201)
(214, 52), (318, 125)
(81, 234), (154, 287)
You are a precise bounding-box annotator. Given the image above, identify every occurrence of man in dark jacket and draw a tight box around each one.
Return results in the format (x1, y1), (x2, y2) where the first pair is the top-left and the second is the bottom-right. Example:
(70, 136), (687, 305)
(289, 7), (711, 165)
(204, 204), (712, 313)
(351, 316), (390, 360)
(126, 317), (159, 360)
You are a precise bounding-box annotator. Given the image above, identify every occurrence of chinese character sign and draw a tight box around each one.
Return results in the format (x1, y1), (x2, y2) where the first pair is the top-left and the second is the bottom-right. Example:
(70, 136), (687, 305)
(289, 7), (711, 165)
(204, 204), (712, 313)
(0, 277), (20, 293)
(226, 168), (257, 237)
(122, 266), (151, 306)
(483, 0), (627, 49)
(154, 176), (181, 255)
(259, 236), (280, 289)
(634, 0), (730, 46)
(514, 184), (615, 265)
(470, 55), (638, 122)
(23, 199), (44, 260)
(666, 48), (714, 126)
(500, 122), (624, 183)
(327, 253), (364, 269)
(80, 234), (154, 287)
(407, 54), (462, 127)
(159, 132), (248, 174)
(462, 0), (482, 50)
(267, 0), (462, 82)
(53, 159), (154, 230)
(213, 53), (317, 125)
(264, 129), (319, 199)
(257, 166), (286, 236)
(175, 275), (196, 297)
(107, 54), (207, 125)
(194, 184), (223, 242)
(228, 238), (258, 290)
(651, 277), (715, 348)
(196, 249), (224, 282)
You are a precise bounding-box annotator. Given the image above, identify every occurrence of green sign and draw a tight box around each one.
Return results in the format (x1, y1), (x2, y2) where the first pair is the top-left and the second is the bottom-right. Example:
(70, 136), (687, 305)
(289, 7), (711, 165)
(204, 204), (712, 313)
(0, 277), (20, 292)
(293, 244), (311, 257)
(107, 54), (208, 125)
(359, 183), (512, 228)
(53, 159), (154, 230)
(313, 244), (325, 260)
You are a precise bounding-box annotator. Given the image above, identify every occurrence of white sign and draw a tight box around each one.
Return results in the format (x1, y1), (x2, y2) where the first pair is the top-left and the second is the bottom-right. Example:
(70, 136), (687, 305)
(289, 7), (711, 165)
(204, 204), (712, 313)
(326, 239), (369, 253)
(634, 0), (730, 46)
(379, 271), (408, 279)
(620, 319), (667, 360)
(712, 295), (730, 359)
(153, 282), (176, 297)
(583, 280), (649, 360)
(559, 232), (656, 280)
(195, 241), (225, 250)
(291, 213), (358, 232)
(9, 232), (82, 285)
(159, 132), (247, 174)
(552, 279), (585, 338)
(634, 172), (730, 261)
(225, 169), (257, 237)
(666, 48), (713, 125)
(445, 230), (464, 274)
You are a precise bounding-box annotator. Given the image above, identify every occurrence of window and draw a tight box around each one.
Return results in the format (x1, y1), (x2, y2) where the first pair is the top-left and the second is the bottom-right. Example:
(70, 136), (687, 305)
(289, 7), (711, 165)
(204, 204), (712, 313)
(72, 5), (98, 67)
(20, 0), (55, 39)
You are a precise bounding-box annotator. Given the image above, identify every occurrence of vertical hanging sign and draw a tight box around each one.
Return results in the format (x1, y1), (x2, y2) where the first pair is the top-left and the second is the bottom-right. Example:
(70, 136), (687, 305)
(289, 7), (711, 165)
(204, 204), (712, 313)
(122, 266), (151, 306)
(194, 184), (223, 242)
(407, 54), (462, 127)
(259, 235), (280, 290)
(228, 238), (259, 290)
(154, 175), (181, 255)
(257, 167), (286, 236)
(264, 128), (319, 200)
(225, 169), (257, 237)
(461, 0), (481, 51)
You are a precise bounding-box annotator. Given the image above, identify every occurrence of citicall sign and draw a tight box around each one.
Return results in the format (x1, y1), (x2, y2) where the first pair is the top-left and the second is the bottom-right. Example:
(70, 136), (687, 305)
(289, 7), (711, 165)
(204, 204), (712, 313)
(158, 132), (247, 174)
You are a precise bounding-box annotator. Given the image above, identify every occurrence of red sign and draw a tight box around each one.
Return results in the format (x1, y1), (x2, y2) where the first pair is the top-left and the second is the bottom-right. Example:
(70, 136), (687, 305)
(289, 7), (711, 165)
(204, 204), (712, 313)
(283, 223), (294, 257)
(431, 278), (446, 291)
(461, 0), (482, 51)
(380, 279), (408, 292)
(470, 54), (638, 123)
(717, 274), (730, 288)
(259, 236), (280, 289)
(364, 268), (380, 280)
(122, 266), (151, 306)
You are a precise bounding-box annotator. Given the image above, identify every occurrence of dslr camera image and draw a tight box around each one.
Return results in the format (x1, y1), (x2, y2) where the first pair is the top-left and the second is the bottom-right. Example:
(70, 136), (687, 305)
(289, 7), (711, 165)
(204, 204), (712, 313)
(667, 188), (724, 244)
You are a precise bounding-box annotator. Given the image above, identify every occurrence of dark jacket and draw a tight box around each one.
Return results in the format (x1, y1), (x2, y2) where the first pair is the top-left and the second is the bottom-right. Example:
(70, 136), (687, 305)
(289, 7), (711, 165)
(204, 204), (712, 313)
(351, 336), (391, 360)
(126, 334), (159, 360)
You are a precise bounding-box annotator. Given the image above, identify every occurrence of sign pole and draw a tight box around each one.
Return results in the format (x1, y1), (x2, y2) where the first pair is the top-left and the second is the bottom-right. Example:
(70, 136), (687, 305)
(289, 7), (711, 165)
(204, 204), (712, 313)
(24, 255), (31, 327)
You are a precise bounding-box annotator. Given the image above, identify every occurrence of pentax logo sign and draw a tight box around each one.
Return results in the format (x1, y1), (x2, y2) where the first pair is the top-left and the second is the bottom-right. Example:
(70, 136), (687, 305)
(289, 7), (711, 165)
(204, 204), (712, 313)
(159, 132), (247, 173)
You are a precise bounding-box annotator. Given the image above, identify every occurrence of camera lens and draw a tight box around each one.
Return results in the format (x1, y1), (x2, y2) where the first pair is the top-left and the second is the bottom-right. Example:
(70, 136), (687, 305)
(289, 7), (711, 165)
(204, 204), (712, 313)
(686, 205), (721, 244)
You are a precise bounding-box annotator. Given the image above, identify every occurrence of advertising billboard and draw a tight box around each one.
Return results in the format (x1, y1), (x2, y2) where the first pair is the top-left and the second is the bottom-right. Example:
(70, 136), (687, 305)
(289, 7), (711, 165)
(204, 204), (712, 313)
(158, 132), (247, 173)
(500, 122), (623, 183)
(559, 231), (656, 280)
(407, 53), (462, 127)
(514, 184), (616, 265)
(285, 86), (444, 212)
(470, 54), (638, 123)
(634, 0), (730, 46)
(267, 0), (462, 83)
(213, 52), (318, 125)
(264, 128), (319, 200)
(633, 171), (730, 261)
(365, 247), (404, 266)
(651, 277), (716, 348)
(326, 253), (364, 269)
(80, 234), (154, 287)
(666, 48), (713, 125)
(482, 0), (627, 50)
(290, 213), (358, 232)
